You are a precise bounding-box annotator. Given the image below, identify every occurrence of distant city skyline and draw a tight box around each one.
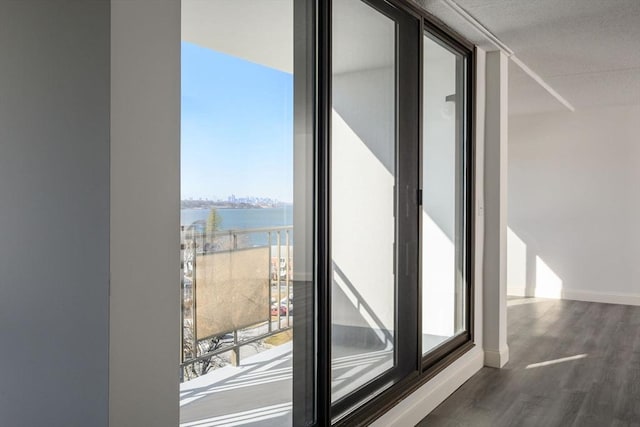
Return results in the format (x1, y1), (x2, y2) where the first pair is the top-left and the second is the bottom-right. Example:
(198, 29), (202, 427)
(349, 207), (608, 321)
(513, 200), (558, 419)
(182, 194), (291, 204)
(181, 42), (293, 202)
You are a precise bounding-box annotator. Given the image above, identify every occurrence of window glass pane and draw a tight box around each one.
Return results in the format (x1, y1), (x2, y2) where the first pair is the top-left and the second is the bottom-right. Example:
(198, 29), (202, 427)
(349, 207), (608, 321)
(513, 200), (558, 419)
(331, 0), (396, 403)
(179, 2), (313, 426)
(422, 34), (467, 355)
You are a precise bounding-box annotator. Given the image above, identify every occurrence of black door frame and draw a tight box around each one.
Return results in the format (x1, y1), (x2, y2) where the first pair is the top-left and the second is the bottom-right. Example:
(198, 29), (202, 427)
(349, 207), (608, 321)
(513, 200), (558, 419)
(300, 0), (476, 425)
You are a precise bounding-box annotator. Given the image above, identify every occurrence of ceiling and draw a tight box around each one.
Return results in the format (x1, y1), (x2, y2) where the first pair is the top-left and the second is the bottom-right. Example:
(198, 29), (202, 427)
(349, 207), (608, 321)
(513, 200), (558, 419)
(415, 0), (640, 115)
(182, 0), (293, 73)
(182, 0), (397, 75)
(183, 0), (640, 116)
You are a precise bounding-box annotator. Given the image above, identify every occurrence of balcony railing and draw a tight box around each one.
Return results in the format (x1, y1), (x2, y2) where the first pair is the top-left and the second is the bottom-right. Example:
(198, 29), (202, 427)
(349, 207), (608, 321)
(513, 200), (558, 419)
(180, 224), (293, 382)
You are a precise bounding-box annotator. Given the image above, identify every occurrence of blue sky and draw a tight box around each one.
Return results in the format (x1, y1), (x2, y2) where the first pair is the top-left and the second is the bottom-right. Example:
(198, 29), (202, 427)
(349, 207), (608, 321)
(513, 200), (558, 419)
(181, 42), (293, 202)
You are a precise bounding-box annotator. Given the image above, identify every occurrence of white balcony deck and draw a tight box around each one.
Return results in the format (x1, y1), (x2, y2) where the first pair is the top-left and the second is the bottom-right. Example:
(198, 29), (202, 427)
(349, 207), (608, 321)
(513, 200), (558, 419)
(179, 339), (396, 427)
(180, 342), (293, 427)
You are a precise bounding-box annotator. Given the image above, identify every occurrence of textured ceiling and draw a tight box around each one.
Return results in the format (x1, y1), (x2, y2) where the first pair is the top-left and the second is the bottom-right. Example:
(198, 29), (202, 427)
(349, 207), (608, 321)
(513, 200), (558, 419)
(415, 0), (640, 115)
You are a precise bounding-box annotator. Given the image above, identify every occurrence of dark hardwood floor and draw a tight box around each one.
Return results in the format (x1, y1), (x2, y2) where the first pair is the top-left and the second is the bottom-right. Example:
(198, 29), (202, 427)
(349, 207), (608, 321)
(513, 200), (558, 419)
(418, 298), (640, 427)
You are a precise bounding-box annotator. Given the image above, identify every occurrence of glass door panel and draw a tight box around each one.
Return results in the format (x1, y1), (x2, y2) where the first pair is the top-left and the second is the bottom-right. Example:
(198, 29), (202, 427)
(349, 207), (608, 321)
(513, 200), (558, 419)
(330, 0), (397, 404)
(422, 33), (468, 356)
(179, 2), (316, 426)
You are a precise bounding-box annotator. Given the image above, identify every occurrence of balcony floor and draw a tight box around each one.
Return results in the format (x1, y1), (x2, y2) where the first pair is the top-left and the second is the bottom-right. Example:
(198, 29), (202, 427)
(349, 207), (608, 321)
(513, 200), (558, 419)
(180, 332), (447, 426)
(180, 342), (293, 427)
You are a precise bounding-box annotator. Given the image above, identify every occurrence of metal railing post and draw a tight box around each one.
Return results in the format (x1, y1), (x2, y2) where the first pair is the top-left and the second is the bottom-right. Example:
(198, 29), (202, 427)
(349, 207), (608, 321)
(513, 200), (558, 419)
(277, 231), (282, 328)
(286, 229), (291, 327)
(191, 231), (198, 361)
(231, 330), (239, 366)
(180, 225), (185, 382)
(268, 231), (273, 332)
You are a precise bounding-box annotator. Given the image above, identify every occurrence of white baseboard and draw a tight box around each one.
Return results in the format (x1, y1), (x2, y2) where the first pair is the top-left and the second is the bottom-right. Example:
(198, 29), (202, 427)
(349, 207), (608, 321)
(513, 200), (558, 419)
(371, 347), (484, 427)
(561, 289), (640, 306)
(484, 346), (509, 368)
(508, 286), (640, 306)
(506, 286), (528, 297)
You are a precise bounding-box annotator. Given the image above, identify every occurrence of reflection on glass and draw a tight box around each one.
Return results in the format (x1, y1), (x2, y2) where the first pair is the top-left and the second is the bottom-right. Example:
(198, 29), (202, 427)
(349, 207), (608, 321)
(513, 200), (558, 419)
(179, 1), (302, 426)
(331, 0), (396, 403)
(422, 34), (466, 355)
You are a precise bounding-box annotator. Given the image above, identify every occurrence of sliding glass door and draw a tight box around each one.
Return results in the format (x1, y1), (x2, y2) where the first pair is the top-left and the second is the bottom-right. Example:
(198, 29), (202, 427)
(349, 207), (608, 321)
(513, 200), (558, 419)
(179, 0), (473, 425)
(180, 2), (316, 426)
(331, 0), (397, 404)
(421, 31), (471, 360)
(330, 0), (420, 422)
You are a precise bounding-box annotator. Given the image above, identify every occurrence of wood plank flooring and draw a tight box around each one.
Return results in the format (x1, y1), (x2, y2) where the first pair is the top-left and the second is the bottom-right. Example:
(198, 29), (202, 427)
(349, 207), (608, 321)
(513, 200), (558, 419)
(417, 298), (640, 427)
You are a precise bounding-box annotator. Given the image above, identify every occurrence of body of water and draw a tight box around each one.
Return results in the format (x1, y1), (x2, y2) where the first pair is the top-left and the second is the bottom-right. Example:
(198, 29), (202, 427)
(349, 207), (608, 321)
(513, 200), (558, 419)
(181, 206), (293, 230)
(181, 206), (293, 248)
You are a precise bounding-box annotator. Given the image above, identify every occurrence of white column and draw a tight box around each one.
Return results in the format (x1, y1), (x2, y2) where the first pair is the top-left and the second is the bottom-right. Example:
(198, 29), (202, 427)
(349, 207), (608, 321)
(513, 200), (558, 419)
(110, 1), (181, 426)
(483, 50), (509, 368)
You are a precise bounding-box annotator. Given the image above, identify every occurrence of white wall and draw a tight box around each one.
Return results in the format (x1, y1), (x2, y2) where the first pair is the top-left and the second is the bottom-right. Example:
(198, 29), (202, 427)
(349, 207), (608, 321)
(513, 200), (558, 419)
(0, 1), (110, 426)
(110, 1), (181, 426)
(508, 104), (640, 305)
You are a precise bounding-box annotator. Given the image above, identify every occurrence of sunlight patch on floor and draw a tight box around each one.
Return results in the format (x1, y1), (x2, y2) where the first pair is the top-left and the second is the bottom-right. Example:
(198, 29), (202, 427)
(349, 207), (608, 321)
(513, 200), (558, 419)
(525, 354), (588, 369)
